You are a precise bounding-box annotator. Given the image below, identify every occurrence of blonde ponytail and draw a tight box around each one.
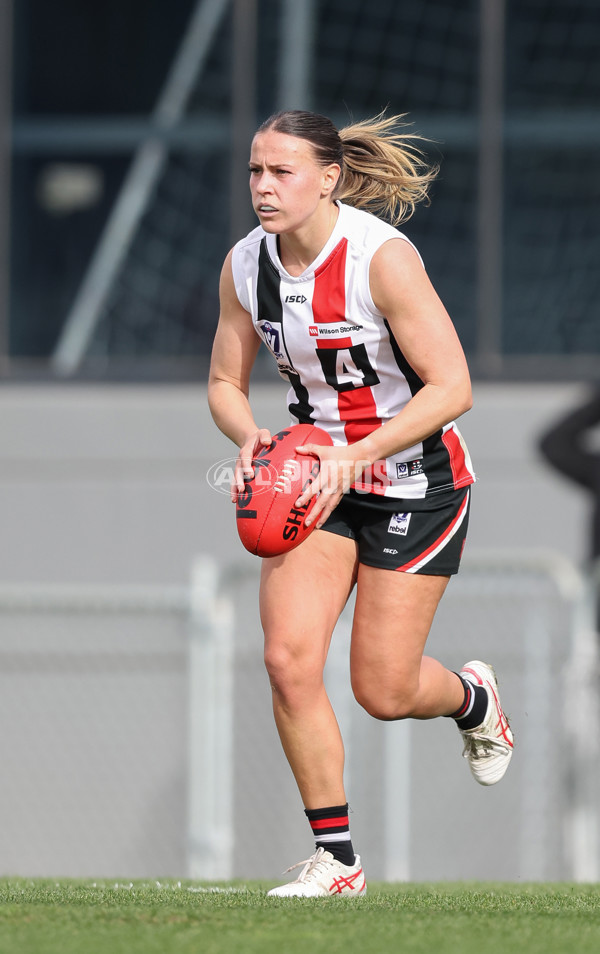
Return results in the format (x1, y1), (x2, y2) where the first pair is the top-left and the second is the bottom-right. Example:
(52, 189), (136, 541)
(336, 113), (438, 225)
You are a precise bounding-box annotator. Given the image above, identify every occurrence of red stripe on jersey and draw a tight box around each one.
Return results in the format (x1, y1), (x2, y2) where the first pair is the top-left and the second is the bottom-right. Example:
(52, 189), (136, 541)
(338, 389), (381, 442)
(312, 239), (348, 323)
(313, 240), (382, 424)
(339, 372), (391, 493)
(441, 427), (472, 489)
(312, 238), (389, 492)
(396, 491), (469, 572)
(316, 336), (352, 350)
(310, 816), (349, 830)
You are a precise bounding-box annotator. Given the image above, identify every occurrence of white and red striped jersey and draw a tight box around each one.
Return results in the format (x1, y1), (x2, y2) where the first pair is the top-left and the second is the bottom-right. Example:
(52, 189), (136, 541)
(231, 201), (475, 500)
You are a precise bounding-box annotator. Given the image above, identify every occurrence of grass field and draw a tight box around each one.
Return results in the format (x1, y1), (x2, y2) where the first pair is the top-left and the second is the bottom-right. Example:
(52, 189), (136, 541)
(1, 879), (600, 954)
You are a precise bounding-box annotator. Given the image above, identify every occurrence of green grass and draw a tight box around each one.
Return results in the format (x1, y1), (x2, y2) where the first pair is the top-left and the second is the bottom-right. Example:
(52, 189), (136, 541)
(1, 879), (599, 954)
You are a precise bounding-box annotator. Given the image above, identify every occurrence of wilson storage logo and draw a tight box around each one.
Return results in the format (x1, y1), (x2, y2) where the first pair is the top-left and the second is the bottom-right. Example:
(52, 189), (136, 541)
(309, 323), (363, 337)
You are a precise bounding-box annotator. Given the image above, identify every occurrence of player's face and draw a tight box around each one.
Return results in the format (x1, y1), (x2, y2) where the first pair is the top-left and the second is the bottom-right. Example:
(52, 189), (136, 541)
(249, 130), (339, 234)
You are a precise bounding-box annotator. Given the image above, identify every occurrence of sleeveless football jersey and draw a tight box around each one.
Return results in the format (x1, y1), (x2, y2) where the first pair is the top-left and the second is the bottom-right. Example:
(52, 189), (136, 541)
(231, 201), (475, 500)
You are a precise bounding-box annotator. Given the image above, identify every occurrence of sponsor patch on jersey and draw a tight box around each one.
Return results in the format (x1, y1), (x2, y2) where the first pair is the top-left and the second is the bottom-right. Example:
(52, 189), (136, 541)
(387, 512), (411, 536)
(309, 322), (363, 337)
(396, 459), (424, 479)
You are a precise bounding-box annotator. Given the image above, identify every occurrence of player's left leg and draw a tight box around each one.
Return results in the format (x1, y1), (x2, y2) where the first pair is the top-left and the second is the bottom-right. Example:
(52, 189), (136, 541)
(349, 568), (463, 720)
(349, 565), (513, 783)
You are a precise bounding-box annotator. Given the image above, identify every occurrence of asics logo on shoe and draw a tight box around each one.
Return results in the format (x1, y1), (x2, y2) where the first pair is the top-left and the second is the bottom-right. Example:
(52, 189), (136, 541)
(486, 679), (513, 748)
(329, 869), (364, 895)
(495, 703), (513, 747)
(461, 666), (483, 685)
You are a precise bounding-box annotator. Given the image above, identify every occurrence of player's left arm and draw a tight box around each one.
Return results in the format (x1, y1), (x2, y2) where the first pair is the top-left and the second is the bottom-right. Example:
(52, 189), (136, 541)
(357, 236), (473, 463)
(298, 238), (472, 527)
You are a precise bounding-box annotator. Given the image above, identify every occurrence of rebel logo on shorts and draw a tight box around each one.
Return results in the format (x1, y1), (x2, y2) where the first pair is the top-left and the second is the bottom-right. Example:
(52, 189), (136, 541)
(387, 512), (411, 536)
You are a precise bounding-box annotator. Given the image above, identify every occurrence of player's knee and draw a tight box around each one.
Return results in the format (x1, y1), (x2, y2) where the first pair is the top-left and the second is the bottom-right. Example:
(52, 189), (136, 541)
(263, 643), (291, 688)
(264, 642), (321, 700)
(352, 679), (417, 721)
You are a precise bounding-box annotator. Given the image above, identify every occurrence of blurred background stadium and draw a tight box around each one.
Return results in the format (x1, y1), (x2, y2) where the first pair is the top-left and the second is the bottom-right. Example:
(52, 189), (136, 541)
(0, 0), (599, 883)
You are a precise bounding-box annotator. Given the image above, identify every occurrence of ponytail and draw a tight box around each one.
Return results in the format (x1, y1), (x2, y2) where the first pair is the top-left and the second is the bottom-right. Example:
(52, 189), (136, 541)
(336, 113), (438, 225)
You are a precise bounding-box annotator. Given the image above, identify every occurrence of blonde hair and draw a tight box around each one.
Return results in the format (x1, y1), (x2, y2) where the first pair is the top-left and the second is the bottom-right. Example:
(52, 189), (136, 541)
(257, 109), (438, 226)
(336, 113), (437, 225)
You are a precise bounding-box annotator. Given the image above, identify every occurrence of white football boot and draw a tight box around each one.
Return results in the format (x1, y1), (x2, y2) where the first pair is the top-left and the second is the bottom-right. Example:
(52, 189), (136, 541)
(267, 847), (366, 898)
(459, 660), (514, 785)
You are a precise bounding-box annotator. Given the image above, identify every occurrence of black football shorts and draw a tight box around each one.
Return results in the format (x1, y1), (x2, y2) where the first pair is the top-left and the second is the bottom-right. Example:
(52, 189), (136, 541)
(320, 486), (471, 575)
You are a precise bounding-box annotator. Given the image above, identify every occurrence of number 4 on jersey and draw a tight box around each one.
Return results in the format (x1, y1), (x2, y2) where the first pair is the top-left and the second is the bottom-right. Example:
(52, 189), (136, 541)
(316, 342), (380, 393)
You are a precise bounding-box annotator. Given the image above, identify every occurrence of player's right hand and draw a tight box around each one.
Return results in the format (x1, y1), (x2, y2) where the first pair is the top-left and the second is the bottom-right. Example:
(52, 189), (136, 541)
(232, 428), (272, 501)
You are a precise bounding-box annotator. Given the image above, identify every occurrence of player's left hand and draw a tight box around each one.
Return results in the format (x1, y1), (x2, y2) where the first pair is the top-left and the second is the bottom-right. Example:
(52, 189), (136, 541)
(294, 443), (372, 529)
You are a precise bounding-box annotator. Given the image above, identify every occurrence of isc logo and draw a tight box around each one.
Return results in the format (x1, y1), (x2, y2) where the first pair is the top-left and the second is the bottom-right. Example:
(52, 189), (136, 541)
(285, 295), (307, 303)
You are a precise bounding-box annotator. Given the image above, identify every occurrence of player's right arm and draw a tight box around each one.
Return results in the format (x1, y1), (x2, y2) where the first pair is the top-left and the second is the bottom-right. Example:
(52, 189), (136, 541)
(208, 249), (272, 497)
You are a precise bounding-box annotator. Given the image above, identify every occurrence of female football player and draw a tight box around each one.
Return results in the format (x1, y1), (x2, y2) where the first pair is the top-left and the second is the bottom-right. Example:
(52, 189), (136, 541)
(208, 109), (513, 897)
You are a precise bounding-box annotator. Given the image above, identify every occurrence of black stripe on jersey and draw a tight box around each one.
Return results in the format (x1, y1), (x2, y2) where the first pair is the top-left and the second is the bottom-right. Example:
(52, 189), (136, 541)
(256, 239), (314, 423)
(421, 432), (456, 493)
(383, 318), (455, 493)
(287, 372), (315, 424)
(257, 239), (284, 326)
(383, 318), (423, 396)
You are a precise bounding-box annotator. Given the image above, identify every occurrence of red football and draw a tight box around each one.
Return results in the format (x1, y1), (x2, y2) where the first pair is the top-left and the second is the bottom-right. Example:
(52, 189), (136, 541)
(236, 423), (333, 558)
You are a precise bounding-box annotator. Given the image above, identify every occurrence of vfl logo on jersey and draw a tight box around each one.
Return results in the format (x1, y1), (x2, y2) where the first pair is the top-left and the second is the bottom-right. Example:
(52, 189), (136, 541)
(396, 459), (424, 479)
(388, 512), (411, 536)
(258, 320), (284, 358)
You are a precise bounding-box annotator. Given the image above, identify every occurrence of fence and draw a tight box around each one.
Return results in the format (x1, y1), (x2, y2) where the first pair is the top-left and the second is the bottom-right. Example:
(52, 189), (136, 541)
(0, 550), (597, 882)
(7, 0), (598, 376)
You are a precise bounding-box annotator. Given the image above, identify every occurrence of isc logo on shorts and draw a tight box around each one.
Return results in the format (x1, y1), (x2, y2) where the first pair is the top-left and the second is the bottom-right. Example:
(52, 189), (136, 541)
(388, 512), (411, 536)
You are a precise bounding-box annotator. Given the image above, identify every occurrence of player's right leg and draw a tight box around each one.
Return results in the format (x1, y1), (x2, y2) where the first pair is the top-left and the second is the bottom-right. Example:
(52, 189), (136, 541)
(260, 528), (364, 897)
(260, 527), (358, 811)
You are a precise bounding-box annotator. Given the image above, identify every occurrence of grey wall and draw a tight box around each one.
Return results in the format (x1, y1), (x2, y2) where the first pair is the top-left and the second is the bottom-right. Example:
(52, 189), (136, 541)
(0, 381), (590, 585)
